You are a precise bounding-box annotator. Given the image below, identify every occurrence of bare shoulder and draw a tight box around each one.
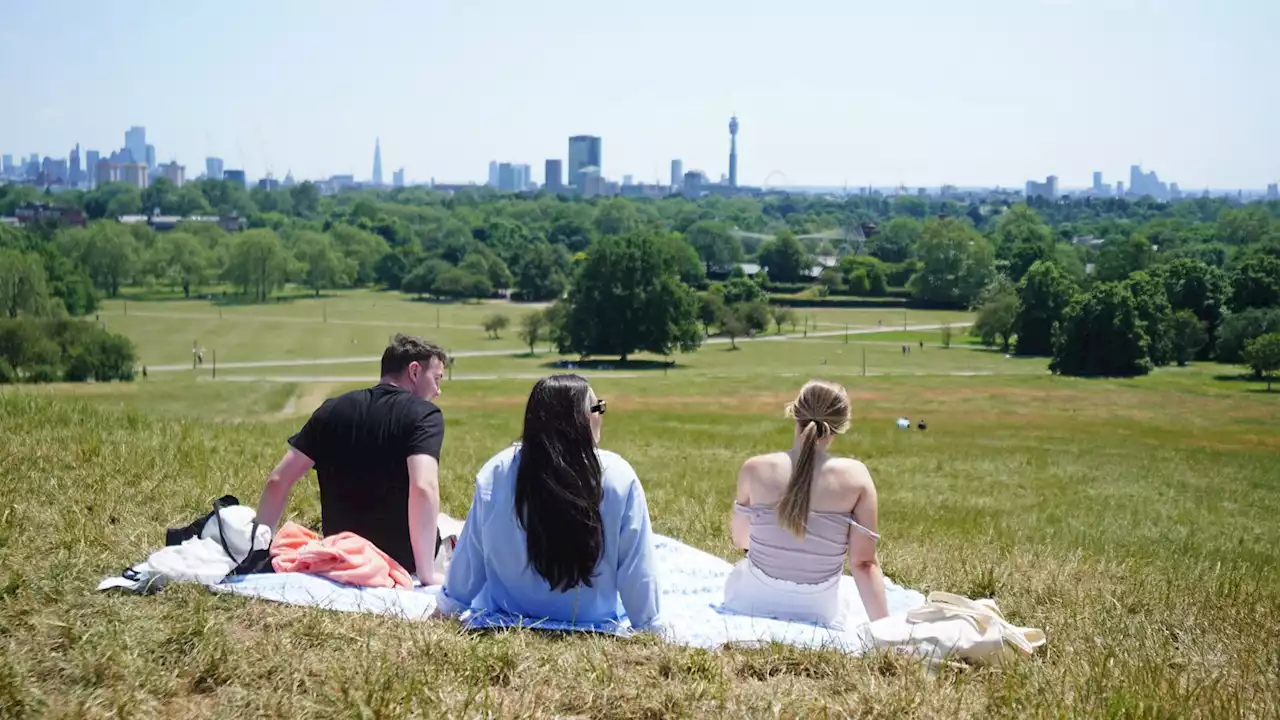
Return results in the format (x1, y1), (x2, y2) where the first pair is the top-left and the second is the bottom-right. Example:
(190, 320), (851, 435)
(739, 452), (788, 477)
(826, 456), (875, 490)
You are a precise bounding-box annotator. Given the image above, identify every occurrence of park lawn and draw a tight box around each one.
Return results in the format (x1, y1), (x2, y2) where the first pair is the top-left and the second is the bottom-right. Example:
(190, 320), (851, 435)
(1, 347), (1277, 717)
(95, 289), (976, 367)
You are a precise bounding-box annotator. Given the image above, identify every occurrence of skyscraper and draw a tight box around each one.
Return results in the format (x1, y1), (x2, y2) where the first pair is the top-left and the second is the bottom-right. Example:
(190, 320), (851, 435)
(372, 138), (383, 186)
(568, 135), (602, 190)
(70, 144), (81, 186)
(206, 157), (224, 182)
(545, 159), (564, 191)
(497, 163), (515, 192)
(728, 115), (739, 188)
(1268, 183), (1278, 200)
(223, 169), (246, 188)
(125, 126), (146, 166)
(145, 144), (156, 170)
(671, 159), (683, 188)
(85, 151), (99, 188)
(393, 168), (405, 188)
(488, 161), (499, 187)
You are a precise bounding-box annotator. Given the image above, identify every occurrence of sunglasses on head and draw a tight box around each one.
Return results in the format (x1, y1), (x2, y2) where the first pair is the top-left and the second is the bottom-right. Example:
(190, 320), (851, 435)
(590, 399), (607, 415)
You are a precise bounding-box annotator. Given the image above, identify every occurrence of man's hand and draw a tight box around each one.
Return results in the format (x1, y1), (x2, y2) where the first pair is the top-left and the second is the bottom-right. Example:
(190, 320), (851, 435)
(257, 449), (314, 530)
(406, 453), (441, 588)
(420, 570), (447, 587)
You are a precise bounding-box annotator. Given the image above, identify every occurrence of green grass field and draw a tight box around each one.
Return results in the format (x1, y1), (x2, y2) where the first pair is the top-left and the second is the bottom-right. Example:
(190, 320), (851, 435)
(1, 290), (1277, 717)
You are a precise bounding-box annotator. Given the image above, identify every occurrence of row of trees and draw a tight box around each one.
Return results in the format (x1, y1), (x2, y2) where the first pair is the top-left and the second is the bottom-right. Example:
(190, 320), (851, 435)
(0, 317), (137, 383)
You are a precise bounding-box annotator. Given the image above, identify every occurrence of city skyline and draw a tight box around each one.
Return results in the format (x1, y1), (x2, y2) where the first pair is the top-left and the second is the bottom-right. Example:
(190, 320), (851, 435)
(0, 1), (1277, 189)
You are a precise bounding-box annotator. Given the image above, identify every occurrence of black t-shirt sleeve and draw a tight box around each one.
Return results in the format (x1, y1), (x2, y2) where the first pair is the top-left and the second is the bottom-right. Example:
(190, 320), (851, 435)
(288, 401), (330, 463)
(406, 406), (444, 460)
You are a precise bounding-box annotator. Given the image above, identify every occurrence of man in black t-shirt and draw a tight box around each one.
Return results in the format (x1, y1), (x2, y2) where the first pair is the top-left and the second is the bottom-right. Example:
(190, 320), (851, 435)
(256, 334), (449, 585)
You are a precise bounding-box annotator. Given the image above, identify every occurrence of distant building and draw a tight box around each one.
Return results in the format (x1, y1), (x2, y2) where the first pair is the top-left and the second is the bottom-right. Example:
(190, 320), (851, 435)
(1128, 164), (1170, 200)
(223, 169), (246, 188)
(1268, 183), (1279, 200)
(683, 170), (708, 198)
(40, 157), (69, 185)
(12, 202), (86, 227)
(206, 157), (224, 183)
(145, 144), (156, 170)
(372, 138), (383, 186)
(122, 163), (149, 189)
(487, 161), (499, 187)
(515, 164), (530, 191)
(620, 183), (670, 200)
(257, 177), (279, 191)
(623, 174), (633, 186)
(568, 135), (602, 190)
(1091, 171), (1110, 197)
(159, 162), (185, 187)
(1025, 175), (1058, 200)
(1116, 181), (1125, 196)
(393, 168), (405, 188)
(544, 159), (564, 191)
(96, 162), (122, 185)
(670, 159), (683, 188)
(1, 154), (12, 175)
(125, 126), (147, 169)
(69, 144), (82, 186)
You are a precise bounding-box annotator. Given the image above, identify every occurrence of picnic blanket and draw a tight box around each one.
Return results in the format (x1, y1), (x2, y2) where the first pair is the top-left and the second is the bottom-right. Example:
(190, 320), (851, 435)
(212, 534), (926, 652)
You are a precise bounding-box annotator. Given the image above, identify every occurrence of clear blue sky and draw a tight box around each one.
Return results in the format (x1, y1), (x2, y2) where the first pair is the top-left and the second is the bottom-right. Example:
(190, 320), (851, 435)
(1, 0), (1275, 189)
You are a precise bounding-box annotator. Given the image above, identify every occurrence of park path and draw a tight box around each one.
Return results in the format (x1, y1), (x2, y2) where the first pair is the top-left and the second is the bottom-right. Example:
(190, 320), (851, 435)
(149, 323), (972, 374)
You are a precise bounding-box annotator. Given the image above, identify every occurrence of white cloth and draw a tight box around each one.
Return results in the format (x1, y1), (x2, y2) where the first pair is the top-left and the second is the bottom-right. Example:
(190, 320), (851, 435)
(97, 505), (272, 593)
(863, 591), (1046, 668)
(722, 558), (846, 628)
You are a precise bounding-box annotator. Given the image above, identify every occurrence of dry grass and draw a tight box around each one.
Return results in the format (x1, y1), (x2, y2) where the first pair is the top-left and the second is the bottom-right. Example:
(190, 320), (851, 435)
(1, 361), (1278, 717)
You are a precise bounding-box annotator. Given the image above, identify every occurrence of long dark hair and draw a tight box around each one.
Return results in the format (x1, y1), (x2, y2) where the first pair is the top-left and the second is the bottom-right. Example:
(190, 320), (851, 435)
(514, 374), (604, 591)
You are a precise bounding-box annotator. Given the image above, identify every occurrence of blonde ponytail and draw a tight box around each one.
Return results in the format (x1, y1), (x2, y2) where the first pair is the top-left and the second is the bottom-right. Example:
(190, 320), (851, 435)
(777, 380), (852, 539)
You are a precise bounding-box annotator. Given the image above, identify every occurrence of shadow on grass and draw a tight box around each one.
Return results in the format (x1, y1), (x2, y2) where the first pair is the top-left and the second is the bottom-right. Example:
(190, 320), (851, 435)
(537, 358), (682, 372)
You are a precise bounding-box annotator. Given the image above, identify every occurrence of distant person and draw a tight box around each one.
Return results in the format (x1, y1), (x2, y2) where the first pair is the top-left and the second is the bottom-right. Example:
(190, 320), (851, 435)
(142, 366), (147, 380)
(439, 375), (662, 630)
(725, 380), (888, 627)
(917, 419), (927, 431)
(256, 334), (450, 585)
(919, 341), (924, 350)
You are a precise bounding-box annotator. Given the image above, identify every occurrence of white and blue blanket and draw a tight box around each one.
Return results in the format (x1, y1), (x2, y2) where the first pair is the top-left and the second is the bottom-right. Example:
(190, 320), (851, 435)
(210, 534), (925, 652)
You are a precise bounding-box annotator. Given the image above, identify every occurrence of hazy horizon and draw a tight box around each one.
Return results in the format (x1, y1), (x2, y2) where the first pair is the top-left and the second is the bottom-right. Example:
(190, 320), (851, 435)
(1, 0), (1276, 189)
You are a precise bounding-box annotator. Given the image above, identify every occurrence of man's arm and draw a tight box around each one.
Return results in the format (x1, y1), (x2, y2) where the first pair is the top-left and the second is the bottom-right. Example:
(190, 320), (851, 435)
(257, 448), (314, 530)
(407, 453), (444, 586)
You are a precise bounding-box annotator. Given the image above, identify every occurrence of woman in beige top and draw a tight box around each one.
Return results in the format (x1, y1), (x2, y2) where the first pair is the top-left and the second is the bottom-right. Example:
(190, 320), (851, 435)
(724, 379), (889, 626)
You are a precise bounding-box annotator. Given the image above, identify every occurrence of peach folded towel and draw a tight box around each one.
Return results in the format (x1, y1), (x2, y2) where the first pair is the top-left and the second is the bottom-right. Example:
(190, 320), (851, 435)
(270, 522), (413, 590)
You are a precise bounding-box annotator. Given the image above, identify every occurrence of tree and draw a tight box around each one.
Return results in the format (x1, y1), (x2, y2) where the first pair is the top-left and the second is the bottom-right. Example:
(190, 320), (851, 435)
(0, 250), (53, 318)
(1170, 310), (1208, 367)
(1126, 270), (1175, 366)
(1152, 258), (1228, 359)
(401, 259), (452, 299)
(972, 290), (1018, 353)
(560, 233), (701, 361)
(697, 291), (726, 336)
(330, 224), (391, 285)
(148, 231), (213, 298)
(513, 242), (570, 301)
(995, 204), (1054, 282)
(482, 313), (510, 339)
(655, 233), (706, 287)
(1014, 260), (1078, 356)
(717, 301), (769, 350)
(1051, 282), (1152, 377)
(547, 216), (594, 252)
(66, 222), (139, 297)
(223, 229), (290, 302)
(1229, 255), (1280, 311)
(432, 267), (492, 300)
(909, 217), (995, 307)
(1216, 308), (1280, 363)
(1216, 206), (1275, 246)
(720, 275), (767, 306)
(770, 306), (796, 335)
(940, 322), (953, 349)
(685, 221), (743, 274)
(294, 231), (355, 296)
(758, 231), (809, 283)
(593, 198), (641, 237)
(1243, 332), (1280, 390)
(1094, 236), (1154, 283)
(290, 182), (321, 218)
(868, 217), (921, 263)
(518, 310), (547, 354)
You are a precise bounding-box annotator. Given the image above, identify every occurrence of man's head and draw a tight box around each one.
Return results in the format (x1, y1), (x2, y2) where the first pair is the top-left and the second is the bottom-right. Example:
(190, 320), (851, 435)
(380, 334), (448, 401)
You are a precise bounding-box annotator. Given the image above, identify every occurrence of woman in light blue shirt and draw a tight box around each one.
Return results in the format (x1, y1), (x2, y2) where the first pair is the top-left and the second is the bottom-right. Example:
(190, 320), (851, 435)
(438, 374), (662, 630)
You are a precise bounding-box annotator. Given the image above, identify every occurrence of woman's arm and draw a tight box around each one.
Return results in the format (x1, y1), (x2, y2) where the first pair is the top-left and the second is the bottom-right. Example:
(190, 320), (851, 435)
(730, 459), (754, 550)
(616, 478), (661, 630)
(438, 484), (487, 616)
(846, 462), (889, 621)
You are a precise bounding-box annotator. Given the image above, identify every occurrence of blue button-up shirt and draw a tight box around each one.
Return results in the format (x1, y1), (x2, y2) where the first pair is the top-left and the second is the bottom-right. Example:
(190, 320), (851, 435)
(439, 445), (661, 629)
